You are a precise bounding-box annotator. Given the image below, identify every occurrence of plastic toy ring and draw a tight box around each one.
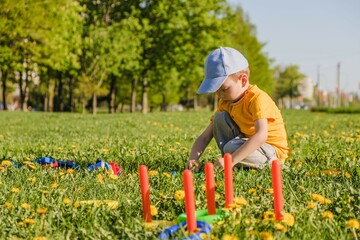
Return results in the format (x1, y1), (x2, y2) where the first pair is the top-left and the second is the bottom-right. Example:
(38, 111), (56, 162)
(177, 209), (228, 223)
(158, 221), (211, 240)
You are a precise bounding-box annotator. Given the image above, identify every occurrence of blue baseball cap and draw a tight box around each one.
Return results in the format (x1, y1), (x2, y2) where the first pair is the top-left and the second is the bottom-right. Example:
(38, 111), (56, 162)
(197, 47), (249, 94)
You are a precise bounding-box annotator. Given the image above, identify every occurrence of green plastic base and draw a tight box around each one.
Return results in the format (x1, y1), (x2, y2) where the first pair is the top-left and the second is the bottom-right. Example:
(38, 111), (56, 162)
(177, 209), (229, 223)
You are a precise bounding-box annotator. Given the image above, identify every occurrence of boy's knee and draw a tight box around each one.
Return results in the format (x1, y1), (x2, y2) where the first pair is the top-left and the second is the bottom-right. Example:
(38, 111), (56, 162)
(213, 111), (230, 124)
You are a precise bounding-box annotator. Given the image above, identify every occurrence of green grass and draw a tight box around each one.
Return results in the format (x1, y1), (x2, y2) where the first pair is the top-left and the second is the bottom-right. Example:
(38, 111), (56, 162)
(0, 110), (359, 239)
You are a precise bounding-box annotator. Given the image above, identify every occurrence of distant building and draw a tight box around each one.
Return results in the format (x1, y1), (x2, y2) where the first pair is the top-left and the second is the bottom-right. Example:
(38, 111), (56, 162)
(298, 77), (315, 100)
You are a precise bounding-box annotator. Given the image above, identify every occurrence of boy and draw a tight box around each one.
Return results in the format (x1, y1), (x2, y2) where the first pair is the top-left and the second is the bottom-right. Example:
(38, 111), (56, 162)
(186, 47), (290, 171)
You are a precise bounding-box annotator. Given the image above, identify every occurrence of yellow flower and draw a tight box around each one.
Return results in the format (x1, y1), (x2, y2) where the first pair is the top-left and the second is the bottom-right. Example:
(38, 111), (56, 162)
(37, 208), (47, 214)
(346, 219), (360, 229)
(174, 190), (185, 201)
(263, 211), (275, 221)
(322, 211), (334, 220)
(221, 234), (239, 240)
(67, 169), (75, 174)
(162, 172), (171, 178)
(73, 201), (80, 209)
(50, 182), (58, 188)
(275, 223), (287, 232)
(11, 188), (20, 193)
(63, 198), (71, 205)
(0, 160), (12, 167)
(27, 177), (36, 182)
(345, 172), (351, 178)
(282, 213), (295, 226)
(101, 148), (110, 153)
(259, 231), (274, 240)
(33, 237), (47, 240)
(21, 203), (30, 209)
(307, 201), (317, 209)
(266, 188), (274, 194)
(311, 193), (331, 204)
(248, 188), (257, 195)
(97, 174), (103, 183)
(108, 174), (118, 180)
(24, 218), (36, 224)
(148, 170), (158, 176)
(234, 197), (248, 206)
(150, 205), (158, 216)
(43, 190), (49, 196)
(4, 202), (13, 209)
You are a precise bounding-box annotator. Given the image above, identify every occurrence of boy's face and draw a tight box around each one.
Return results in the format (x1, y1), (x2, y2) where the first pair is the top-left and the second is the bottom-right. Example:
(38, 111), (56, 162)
(216, 73), (248, 102)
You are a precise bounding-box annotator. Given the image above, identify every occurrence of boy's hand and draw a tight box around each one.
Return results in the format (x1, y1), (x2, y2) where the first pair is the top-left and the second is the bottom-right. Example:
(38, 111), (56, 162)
(186, 160), (200, 172)
(214, 157), (225, 170)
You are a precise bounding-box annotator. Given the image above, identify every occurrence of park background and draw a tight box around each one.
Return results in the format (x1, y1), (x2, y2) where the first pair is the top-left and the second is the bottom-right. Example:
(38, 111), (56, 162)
(1, 0), (359, 114)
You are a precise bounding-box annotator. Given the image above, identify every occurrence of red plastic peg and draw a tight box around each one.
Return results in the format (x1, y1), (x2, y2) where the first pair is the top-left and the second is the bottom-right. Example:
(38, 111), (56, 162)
(271, 160), (284, 220)
(205, 162), (216, 215)
(139, 165), (152, 222)
(224, 153), (234, 208)
(183, 170), (196, 233)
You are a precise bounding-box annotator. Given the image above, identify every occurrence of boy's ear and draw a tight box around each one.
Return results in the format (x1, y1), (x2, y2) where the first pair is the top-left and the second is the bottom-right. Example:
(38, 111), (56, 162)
(241, 74), (248, 86)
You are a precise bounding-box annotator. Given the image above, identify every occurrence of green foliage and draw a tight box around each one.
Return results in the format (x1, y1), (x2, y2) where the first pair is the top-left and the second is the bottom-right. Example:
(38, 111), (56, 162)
(0, 111), (359, 239)
(310, 107), (360, 114)
(275, 65), (305, 101)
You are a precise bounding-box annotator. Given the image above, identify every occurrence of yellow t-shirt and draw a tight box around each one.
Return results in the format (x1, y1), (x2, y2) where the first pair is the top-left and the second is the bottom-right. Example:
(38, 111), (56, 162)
(214, 85), (290, 160)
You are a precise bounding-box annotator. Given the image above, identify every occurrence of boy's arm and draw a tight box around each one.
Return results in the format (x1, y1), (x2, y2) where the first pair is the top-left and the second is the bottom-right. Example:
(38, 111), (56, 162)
(186, 122), (214, 171)
(215, 118), (268, 168)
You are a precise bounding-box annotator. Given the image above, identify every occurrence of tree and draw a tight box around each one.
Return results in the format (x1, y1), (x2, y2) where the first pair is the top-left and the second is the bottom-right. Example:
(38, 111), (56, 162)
(275, 65), (305, 108)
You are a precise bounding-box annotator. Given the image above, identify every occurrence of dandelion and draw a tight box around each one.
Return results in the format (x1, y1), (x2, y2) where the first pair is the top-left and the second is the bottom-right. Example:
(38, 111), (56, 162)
(248, 188), (257, 195)
(33, 236), (47, 240)
(175, 142), (181, 145)
(24, 218), (36, 224)
(266, 188), (274, 194)
(263, 211), (275, 221)
(71, 145), (77, 149)
(282, 213), (295, 226)
(63, 198), (71, 205)
(97, 174), (103, 183)
(21, 203), (30, 209)
(4, 202), (13, 209)
(174, 190), (185, 201)
(11, 188), (20, 193)
(148, 170), (158, 176)
(101, 148), (110, 153)
(346, 219), (359, 229)
(37, 208), (47, 214)
(67, 169), (75, 174)
(0, 160), (12, 167)
(162, 172), (171, 178)
(150, 205), (158, 216)
(259, 231), (273, 240)
(307, 201), (317, 209)
(234, 197), (248, 206)
(322, 211), (334, 220)
(50, 182), (58, 188)
(73, 201), (80, 209)
(217, 220), (225, 226)
(275, 223), (287, 232)
(43, 190), (49, 196)
(221, 234), (239, 240)
(345, 172), (351, 178)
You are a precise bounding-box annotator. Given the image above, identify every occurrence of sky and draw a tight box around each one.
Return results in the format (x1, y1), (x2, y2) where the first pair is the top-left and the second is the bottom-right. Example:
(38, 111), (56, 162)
(228, 0), (360, 94)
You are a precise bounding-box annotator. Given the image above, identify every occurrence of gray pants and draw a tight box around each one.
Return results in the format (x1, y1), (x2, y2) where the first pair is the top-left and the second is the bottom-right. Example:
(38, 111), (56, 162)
(213, 111), (278, 169)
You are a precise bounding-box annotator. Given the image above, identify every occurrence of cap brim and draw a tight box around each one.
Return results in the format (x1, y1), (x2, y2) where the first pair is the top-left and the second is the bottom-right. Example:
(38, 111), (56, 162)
(197, 76), (227, 94)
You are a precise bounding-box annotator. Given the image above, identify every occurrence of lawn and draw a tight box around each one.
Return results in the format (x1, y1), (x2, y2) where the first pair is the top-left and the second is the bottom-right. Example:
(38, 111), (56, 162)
(0, 110), (359, 239)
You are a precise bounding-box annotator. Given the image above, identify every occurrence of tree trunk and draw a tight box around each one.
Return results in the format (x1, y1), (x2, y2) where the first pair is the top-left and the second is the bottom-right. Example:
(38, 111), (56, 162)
(131, 78), (138, 113)
(19, 71), (24, 110)
(68, 75), (74, 112)
(1, 69), (8, 110)
(48, 79), (55, 112)
(108, 74), (116, 113)
(141, 77), (148, 114)
(22, 69), (30, 111)
(92, 91), (97, 115)
(160, 93), (167, 112)
(54, 71), (63, 112)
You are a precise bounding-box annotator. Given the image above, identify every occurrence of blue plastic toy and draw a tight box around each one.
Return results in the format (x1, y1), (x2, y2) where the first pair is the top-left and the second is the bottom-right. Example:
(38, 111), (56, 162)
(158, 221), (211, 240)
